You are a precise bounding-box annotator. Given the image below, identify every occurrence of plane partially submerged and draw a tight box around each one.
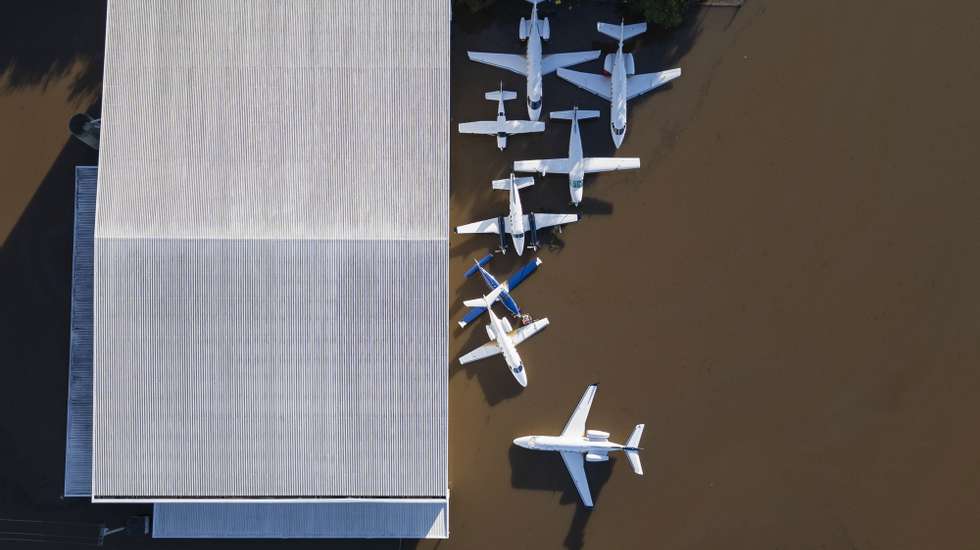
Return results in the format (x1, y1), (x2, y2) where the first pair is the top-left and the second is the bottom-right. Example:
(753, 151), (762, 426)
(557, 21), (682, 148)
(455, 173), (580, 255)
(458, 85), (545, 150)
(467, 0), (600, 120)
(458, 253), (543, 329)
(513, 108), (640, 205)
(458, 284), (550, 387)
(514, 384), (645, 507)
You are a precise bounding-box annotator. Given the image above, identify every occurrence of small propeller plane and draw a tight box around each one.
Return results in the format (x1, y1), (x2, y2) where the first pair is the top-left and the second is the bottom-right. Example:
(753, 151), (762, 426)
(467, 0), (600, 120)
(455, 173), (580, 255)
(557, 21), (682, 148)
(458, 253), (543, 328)
(514, 384), (645, 507)
(513, 108), (640, 206)
(458, 84), (545, 150)
(458, 284), (550, 387)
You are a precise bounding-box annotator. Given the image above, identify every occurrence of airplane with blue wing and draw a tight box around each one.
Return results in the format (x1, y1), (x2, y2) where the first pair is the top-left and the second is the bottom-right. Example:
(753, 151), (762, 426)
(458, 253), (543, 328)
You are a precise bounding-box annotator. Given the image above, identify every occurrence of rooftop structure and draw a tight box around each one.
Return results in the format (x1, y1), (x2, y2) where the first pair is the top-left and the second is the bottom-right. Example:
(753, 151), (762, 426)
(66, 0), (450, 538)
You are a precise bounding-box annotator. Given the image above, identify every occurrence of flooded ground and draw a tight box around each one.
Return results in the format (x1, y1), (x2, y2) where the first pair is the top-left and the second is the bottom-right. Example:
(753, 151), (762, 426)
(2, 0), (979, 548)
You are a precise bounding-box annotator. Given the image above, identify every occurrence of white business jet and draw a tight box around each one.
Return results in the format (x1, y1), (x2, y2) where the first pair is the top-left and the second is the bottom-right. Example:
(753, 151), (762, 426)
(458, 84), (545, 150)
(458, 284), (550, 387)
(513, 108), (640, 206)
(513, 384), (644, 507)
(557, 21), (682, 148)
(455, 173), (580, 255)
(467, 0), (600, 121)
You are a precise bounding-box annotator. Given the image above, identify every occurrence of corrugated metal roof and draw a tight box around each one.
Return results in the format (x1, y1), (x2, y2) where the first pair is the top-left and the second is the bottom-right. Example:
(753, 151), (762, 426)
(64, 166), (98, 498)
(92, 0), (449, 500)
(152, 499), (448, 539)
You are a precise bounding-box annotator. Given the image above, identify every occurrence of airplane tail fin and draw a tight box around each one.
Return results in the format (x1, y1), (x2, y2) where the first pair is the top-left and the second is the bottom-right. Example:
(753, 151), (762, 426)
(491, 174), (535, 191)
(462, 282), (507, 308)
(463, 253), (494, 279)
(550, 109), (600, 122)
(598, 21), (647, 43)
(624, 424), (644, 475)
(485, 90), (517, 102)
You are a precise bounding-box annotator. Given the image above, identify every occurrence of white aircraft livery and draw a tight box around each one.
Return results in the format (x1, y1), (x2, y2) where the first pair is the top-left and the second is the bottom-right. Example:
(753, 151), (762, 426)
(458, 84), (545, 150)
(557, 21), (682, 148)
(455, 173), (581, 255)
(458, 284), (550, 387)
(513, 108), (640, 205)
(513, 384), (645, 507)
(467, 0), (600, 121)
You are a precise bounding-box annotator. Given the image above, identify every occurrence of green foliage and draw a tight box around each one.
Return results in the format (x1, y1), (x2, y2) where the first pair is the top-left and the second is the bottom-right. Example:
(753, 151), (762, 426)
(626, 0), (688, 29)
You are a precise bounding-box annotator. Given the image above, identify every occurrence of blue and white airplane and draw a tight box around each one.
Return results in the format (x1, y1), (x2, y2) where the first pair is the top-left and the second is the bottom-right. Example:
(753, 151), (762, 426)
(467, 0), (600, 120)
(458, 253), (543, 328)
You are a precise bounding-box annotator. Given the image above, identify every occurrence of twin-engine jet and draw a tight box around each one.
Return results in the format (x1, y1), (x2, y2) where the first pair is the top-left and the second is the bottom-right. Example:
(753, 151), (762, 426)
(467, 0), (600, 121)
(514, 108), (640, 206)
(458, 284), (550, 387)
(514, 384), (645, 507)
(458, 85), (545, 150)
(557, 21), (682, 148)
(455, 173), (580, 255)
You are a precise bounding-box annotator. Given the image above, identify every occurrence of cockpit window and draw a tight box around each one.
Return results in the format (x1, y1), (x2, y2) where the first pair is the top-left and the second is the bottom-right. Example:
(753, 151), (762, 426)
(527, 97), (542, 110)
(571, 179), (584, 189)
(496, 131), (507, 138)
(612, 122), (626, 136)
(513, 365), (524, 373)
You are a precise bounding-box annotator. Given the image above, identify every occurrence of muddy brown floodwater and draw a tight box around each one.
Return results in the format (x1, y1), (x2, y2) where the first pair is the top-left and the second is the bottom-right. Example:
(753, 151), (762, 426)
(2, 1), (979, 549)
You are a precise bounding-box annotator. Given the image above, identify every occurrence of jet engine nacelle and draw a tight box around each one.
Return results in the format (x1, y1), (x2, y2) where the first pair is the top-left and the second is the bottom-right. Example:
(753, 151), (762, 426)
(519, 18), (529, 40)
(585, 452), (609, 462)
(538, 18), (550, 40)
(604, 53), (636, 75)
(586, 429), (610, 441)
(486, 324), (496, 341)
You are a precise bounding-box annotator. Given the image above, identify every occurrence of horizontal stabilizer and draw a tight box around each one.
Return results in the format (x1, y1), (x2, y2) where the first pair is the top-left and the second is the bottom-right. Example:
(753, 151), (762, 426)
(492, 175), (535, 190)
(486, 89), (518, 102)
(463, 254), (495, 279)
(551, 109), (600, 121)
(598, 21), (647, 43)
(625, 424), (644, 474)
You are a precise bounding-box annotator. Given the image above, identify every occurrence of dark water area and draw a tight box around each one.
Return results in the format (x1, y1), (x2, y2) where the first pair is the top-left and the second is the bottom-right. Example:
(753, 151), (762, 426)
(2, 0), (980, 548)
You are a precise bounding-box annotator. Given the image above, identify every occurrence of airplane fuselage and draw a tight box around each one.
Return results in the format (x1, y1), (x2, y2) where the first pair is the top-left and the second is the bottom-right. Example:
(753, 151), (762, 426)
(513, 434), (629, 456)
(495, 96), (508, 150)
(610, 43), (629, 148)
(477, 265), (521, 316)
(487, 308), (528, 386)
(508, 180), (527, 254)
(567, 116), (586, 205)
(524, 5), (544, 120)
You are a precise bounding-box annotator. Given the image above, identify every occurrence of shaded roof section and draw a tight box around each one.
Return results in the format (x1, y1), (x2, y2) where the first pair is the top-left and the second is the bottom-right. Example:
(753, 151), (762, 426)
(92, 0), (449, 500)
(152, 500), (448, 539)
(96, 0), (449, 240)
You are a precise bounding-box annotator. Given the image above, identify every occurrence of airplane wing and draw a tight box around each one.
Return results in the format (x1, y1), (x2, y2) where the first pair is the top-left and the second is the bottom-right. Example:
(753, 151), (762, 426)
(458, 120), (501, 135)
(556, 68), (612, 101)
(541, 50), (601, 75)
(502, 120), (545, 135)
(459, 341), (503, 365)
(561, 383), (598, 437)
(527, 213), (580, 230)
(456, 218), (501, 235)
(560, 451), (594, 507)
(508, 318), (549, 347)
(513, 158), (573, 175)
(581, 157), (641, 174)
(626, 68), (682, 101)
(467, 51), (527, 76)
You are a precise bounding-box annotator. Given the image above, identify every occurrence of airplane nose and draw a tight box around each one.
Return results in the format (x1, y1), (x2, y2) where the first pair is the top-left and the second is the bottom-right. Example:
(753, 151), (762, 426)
(516, 368), (528, 387)
(571, 188), (583, 206)
(529, 106), (541, 121)
(613, 131), (624, 149)
(513, 436), (531, 448)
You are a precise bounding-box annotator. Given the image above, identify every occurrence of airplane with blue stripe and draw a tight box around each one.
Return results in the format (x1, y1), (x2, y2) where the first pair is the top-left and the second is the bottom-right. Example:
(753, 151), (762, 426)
(459, 253), (543, 328)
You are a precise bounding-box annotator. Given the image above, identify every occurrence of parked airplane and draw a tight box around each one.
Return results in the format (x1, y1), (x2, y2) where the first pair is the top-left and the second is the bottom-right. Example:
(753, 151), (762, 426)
(458, 253), (542, 328)
(557, 21), (682, 148)
(455, 173), (580, 255)
(458, 284), (550, 387)
(513, 384), (644, 507)
(458, 84), (545, 150)
(467, 0), (600, 120)
(513, 108), (640, 206)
